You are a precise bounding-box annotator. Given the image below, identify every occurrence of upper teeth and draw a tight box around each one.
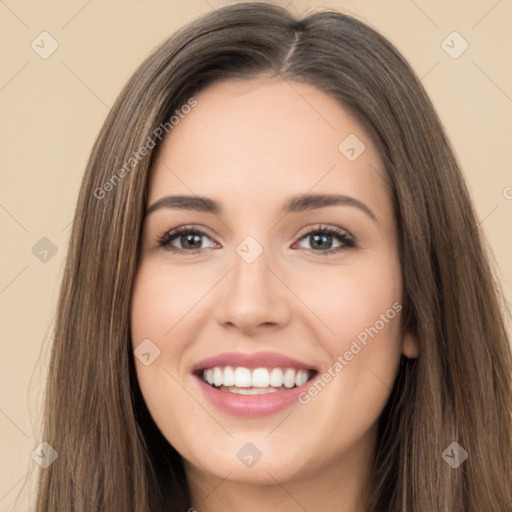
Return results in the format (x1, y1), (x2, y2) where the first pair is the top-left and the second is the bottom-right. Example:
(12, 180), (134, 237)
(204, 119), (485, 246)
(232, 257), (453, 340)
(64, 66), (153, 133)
(202, 366), (311, 388)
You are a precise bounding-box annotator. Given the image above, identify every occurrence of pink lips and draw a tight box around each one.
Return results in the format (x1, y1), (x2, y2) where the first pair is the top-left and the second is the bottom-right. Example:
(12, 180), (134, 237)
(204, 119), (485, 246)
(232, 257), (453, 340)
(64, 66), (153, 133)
(191, 351), (317, 417)
(192, 351), (316, 372)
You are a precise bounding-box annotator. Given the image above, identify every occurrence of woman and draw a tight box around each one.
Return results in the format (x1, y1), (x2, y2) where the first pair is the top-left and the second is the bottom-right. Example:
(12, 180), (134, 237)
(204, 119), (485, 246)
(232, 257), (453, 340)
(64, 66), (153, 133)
(33, 2), (512, 511)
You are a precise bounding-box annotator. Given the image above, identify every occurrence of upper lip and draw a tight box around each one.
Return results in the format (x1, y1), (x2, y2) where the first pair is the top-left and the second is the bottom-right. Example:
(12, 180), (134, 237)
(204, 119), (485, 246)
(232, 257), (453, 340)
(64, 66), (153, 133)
(191, 351), (318, 373)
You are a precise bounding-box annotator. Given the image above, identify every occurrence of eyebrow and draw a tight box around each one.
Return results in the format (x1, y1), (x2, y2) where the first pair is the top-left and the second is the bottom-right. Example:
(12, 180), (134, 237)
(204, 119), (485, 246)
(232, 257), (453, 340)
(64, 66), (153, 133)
(146, 193), (378, 223)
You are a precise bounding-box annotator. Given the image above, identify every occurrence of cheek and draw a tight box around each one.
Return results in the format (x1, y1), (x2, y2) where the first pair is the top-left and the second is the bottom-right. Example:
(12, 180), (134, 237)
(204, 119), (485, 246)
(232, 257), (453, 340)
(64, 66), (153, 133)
(130, 263), (182, 400)
(294, 256), (403, 399)
(294, 260), (404, 439)
(292, 255), (402, 351)
(131, 262), (198, 343)
(130, 264), (205, 451)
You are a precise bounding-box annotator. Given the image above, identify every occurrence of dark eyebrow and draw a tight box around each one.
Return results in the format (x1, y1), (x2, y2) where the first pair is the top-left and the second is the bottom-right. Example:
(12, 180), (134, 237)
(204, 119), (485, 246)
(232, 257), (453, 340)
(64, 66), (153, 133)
(283, 194), (377, 222)
(146, 195), (221, 215)
(146, 193), (377, 223)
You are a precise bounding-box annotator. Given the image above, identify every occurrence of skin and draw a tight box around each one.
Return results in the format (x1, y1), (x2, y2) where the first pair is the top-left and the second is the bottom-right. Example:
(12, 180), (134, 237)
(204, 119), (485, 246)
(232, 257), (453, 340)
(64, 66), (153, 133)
(130, 77), (419, 512)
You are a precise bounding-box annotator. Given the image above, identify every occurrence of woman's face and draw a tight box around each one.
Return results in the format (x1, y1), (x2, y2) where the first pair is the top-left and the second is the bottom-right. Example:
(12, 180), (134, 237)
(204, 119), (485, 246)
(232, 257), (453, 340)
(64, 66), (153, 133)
(131, 78), (418, 487)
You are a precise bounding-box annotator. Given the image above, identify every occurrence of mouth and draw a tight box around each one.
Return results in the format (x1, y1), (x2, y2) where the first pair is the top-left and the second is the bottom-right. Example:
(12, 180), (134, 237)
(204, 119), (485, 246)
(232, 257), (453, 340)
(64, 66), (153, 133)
(191, 351), (318, 416)
(195, 366), (318, 394)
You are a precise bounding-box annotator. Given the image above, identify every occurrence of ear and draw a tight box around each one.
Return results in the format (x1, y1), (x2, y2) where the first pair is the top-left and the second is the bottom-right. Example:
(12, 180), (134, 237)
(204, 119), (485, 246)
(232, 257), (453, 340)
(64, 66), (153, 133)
(402, 330), (420, 359)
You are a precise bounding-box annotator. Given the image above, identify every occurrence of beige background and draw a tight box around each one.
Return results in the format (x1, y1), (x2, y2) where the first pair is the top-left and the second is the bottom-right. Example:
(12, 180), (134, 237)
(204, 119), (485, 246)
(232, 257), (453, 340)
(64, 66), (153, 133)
(1, 0), (511, 509)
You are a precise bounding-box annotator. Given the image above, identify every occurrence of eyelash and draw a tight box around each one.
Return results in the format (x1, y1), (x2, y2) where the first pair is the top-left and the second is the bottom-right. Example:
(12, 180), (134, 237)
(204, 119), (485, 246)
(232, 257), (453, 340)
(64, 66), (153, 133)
(156, 224), (356, 255)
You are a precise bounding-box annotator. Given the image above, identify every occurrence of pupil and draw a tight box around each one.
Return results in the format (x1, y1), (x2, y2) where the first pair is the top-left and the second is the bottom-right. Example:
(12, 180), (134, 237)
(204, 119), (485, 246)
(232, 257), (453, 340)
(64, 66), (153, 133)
(311, 234), (331, 250)
(183, 234), (202, 249)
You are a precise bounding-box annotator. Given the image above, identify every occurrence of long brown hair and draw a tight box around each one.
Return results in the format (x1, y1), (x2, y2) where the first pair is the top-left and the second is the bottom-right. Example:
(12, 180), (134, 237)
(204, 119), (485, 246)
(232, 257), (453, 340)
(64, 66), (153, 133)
(29, 2), (511, 510)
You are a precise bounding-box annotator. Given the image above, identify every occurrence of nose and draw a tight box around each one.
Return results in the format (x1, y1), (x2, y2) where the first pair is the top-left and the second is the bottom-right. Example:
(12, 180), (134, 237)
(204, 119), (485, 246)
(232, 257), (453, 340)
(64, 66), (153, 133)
(214, 246), (292, 336)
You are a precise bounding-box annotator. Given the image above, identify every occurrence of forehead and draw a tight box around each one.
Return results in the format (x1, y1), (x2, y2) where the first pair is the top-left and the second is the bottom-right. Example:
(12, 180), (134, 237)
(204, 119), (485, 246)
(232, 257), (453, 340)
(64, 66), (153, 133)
(148, 78), (389, 218)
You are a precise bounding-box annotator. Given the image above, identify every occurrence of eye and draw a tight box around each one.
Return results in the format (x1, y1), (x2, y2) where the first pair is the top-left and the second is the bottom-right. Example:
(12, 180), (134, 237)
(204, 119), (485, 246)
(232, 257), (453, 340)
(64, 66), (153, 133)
(157, 224), (356, 255)
(157, 225), (217, 252)
(293, 224), (356, 254)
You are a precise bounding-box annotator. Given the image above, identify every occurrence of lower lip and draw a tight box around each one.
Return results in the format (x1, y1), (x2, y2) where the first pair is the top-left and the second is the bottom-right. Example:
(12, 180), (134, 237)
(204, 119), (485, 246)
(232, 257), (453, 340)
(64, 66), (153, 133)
(194, 375), (313, 417)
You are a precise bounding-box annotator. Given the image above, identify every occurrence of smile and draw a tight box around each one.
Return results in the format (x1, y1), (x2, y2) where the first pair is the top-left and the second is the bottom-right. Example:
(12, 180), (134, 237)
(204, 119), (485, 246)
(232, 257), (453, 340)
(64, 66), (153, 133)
(192, 351), (319, 416)
(201, 366), (315, 394)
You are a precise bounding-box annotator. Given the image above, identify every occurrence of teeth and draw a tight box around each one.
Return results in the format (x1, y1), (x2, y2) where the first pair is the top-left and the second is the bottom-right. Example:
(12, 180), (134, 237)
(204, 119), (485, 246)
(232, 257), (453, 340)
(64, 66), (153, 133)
(228, 387), (279, 395)
(269, 368), (284, 387)
(213, 367), (223, 387)
(201, 366), (312, 389)
(295, 369), (309, 386)
(283, 368), (295, 388)
(252, 368), (270, 387)
(223, 366), (235, 386)
(234, 367), (252, 387)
